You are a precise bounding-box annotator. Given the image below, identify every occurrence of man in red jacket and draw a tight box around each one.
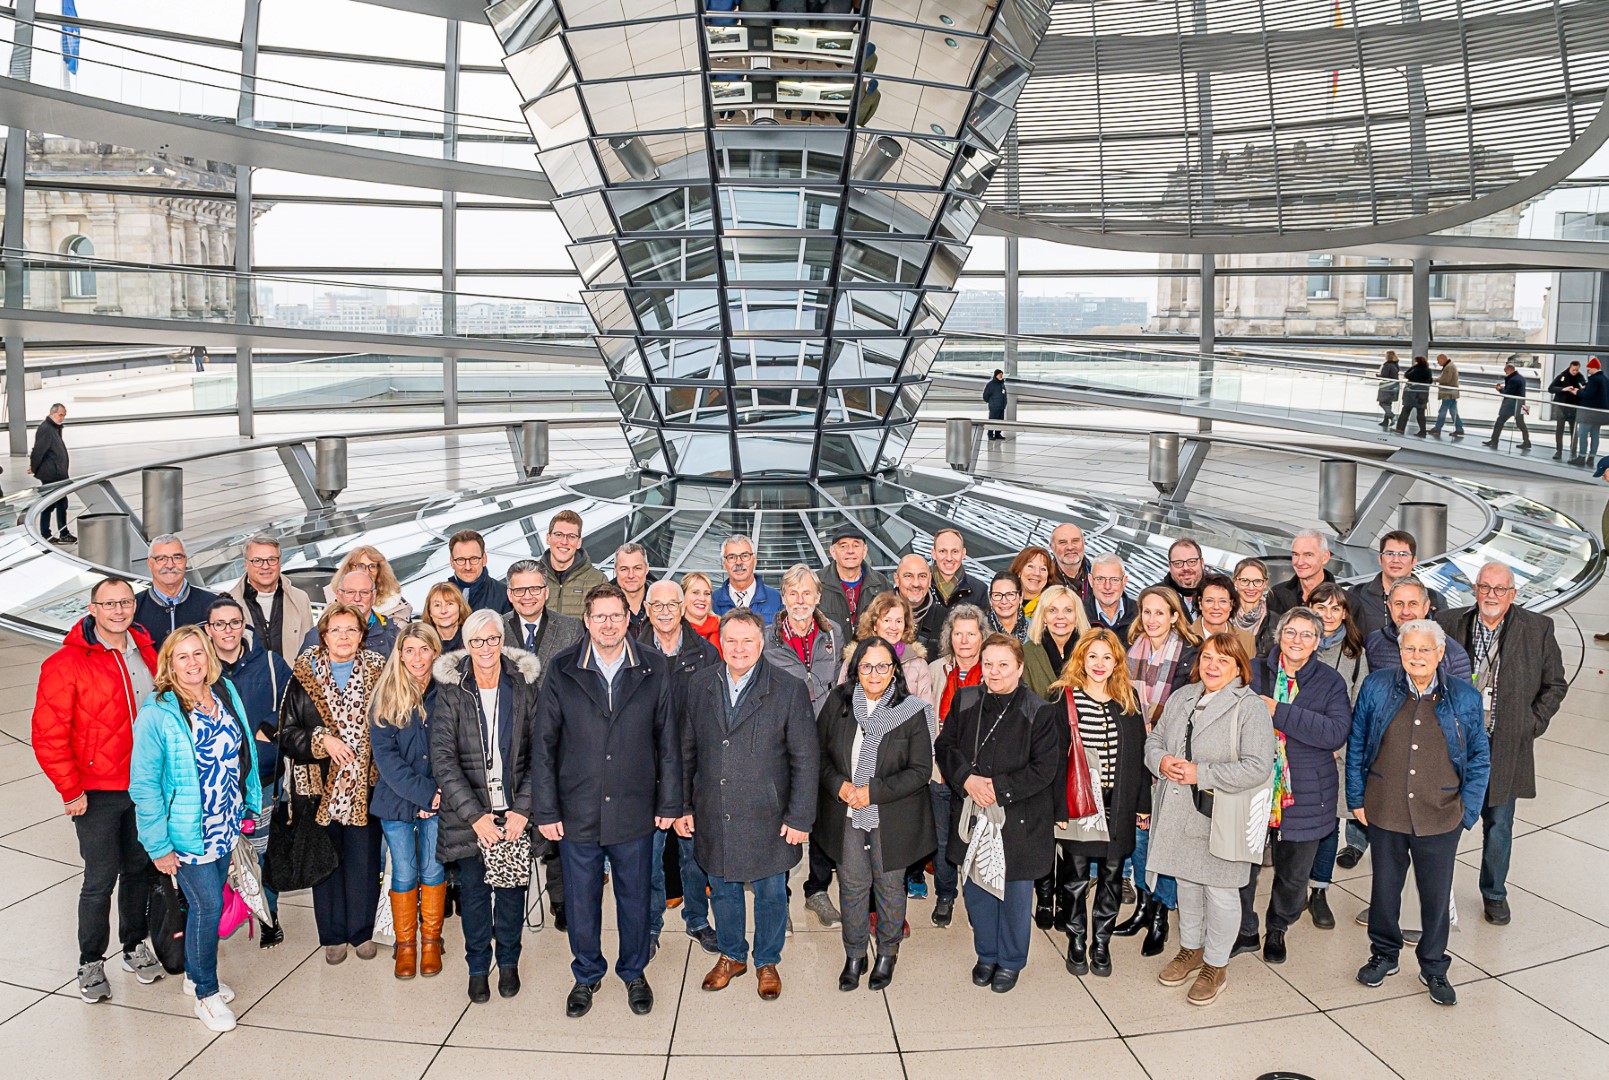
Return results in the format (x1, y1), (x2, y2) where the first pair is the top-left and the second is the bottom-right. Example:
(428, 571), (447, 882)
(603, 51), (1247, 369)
(32, 576), (164, 1003)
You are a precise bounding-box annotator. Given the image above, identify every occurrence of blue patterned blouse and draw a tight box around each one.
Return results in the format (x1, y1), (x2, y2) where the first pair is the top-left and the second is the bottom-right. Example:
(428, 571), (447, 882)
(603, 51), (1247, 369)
(182, 694), (244, 865)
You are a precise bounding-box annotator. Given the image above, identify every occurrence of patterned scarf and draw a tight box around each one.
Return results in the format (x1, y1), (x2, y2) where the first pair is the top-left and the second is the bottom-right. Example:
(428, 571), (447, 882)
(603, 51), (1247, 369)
(849, 686), (933, 832)
(1268, 666), (1299, 827)
(1127, 633), (1183, 724)
(1232, 602), (1267, 635)
(293, 648), (385, 826)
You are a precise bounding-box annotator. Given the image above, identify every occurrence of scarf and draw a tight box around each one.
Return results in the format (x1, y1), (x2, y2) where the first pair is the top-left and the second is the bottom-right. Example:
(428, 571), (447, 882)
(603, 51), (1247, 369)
(781, 618), (818, 667)
(986, 604), (1027, 641)
(1318, 624), (1347, 652)
(849, 686), (931, 832)
(1127, 633), (1183, 724)
(1231, 602), (1266, 634)
(293, 648), (384, 827)
(940, 660), (981, 724)
(1268, 666), (1299, 827)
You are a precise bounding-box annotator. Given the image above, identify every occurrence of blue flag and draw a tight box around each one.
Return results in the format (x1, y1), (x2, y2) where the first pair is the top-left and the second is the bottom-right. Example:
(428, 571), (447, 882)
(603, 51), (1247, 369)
(61, 1), (81, 75)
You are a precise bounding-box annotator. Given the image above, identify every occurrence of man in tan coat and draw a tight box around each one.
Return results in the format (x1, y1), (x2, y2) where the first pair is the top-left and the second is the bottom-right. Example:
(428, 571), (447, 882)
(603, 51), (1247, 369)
(1429, 353), (1465, 439)
(227, 533), (315, 658)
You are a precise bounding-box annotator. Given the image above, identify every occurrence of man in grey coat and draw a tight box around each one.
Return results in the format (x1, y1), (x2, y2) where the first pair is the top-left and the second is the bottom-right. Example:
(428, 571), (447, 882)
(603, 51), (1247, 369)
(1435, 561), (1567, 927)
(676, 609), (818, 1002)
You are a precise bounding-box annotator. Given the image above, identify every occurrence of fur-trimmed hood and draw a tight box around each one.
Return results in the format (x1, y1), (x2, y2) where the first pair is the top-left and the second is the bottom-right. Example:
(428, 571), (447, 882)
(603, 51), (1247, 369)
(433, 646), (541, 687)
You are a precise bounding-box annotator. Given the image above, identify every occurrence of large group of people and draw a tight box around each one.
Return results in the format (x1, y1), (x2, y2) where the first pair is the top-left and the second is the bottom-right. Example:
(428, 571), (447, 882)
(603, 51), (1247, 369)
(30, 510), (1572, 1033)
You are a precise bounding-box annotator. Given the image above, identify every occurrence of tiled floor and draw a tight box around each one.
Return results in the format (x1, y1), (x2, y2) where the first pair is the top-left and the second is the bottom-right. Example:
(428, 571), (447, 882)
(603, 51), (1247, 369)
(1, 413), (1607, 1078)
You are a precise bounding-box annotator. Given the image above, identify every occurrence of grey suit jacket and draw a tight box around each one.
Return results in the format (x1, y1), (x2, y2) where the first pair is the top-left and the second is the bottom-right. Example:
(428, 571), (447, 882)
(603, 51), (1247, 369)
(502, 610), (584, 691)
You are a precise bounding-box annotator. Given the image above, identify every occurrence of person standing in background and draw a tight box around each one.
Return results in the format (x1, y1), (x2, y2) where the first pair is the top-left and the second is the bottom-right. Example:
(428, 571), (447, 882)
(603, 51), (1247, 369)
(29, 403), (74, 544)
(983, 369), (1008, 440)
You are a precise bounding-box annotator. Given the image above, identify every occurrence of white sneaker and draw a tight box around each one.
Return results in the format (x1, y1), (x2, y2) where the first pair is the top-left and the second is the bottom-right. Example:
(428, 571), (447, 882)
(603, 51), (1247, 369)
(194, 993), (236, 1033)
(183, 977), (235, 1004)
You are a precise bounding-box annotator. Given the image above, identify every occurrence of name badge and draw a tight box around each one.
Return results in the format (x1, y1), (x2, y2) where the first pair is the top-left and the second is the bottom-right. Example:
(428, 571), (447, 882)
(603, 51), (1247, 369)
(488, 774), (506, 811)
(1481, 686), (1494, 721)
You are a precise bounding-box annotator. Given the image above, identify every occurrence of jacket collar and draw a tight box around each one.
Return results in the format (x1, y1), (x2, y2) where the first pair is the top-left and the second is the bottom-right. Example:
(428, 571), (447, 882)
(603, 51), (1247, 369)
(1175, 677), (1248, 731)
(716, 657), (775, 732)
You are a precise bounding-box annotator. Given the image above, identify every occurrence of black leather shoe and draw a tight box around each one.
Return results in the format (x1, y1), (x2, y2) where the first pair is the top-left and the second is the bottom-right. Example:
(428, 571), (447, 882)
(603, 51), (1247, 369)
(990, 967), (1020, 994)
(468, 974), (491, 1004)
(626, 977), (653, 1015)
(1263, 929), (1287, 964)
(1420, 971), (1457, 1005)
(1065, 932), (1088, 976)
(259, 918), (283, 950)
(1483, 898), (1511, 925)
(1112, 890), (1148, 936)
(1141, 899), (1170, 958)
(1308, 888), (1335, 930)
(971, 961), (997, 987)
(1033, 895), (1054, 930)
(552, 903), (567, 933)
(1336, 846), (1363, 869)
(868, 954), (897, 991)
(932, 899), (954, 928)
(839, 956), (868, 992)
(565, 980), (600, 1018)
(498, 967), (521, 998)
(1089, 940), (1112, 977)
(1231, 931), (1261, 958)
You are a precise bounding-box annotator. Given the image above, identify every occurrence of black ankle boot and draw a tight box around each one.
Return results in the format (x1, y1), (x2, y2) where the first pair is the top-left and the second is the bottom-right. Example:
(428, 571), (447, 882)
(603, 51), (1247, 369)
(868, 954), (897, 991)
(838, 955), (868, 992)
(1112, 889), (1149, 936)
(1089, 937), (1113, 977)
(1141, 898), (1170, 957)
(1065, 931), (1088, 976)
(1034, 890), (1055, 930)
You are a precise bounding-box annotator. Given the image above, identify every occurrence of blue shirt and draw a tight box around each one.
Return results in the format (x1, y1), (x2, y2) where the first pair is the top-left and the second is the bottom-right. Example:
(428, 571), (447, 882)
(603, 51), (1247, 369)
(184, 696), (243, 865)
(331, 659), (355, 691)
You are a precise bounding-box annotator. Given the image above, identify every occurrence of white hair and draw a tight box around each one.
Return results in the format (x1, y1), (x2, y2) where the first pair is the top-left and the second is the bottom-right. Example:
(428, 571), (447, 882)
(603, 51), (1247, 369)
(1477, 560), (1516, 587)
(721, 533), (753, 555)
(1090, 552), (1125, 575)
(1292, 529), (1330, 556)
(461, 608), (505, 644)
(1398, 619), (1446, 650)
(647, 579), (683, 603)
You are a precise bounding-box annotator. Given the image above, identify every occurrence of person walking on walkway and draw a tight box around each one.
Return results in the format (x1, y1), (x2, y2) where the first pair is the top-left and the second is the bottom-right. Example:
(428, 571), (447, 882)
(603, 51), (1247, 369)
(1429, 353), (1464, 438)
(1548, 359), (1586, 460)
(1569, 357), (1609, 466)
(1396, 355), (1432, 436)
(29, 403), (74, 543)
(1485, 359), (1532, 450)
(983, 369), (1008, 440)
(1376, 351), (1401, 428)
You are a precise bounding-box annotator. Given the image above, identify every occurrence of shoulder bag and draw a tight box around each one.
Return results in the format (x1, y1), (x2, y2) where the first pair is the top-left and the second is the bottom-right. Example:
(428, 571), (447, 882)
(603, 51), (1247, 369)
(1201, 694), (1275, 864)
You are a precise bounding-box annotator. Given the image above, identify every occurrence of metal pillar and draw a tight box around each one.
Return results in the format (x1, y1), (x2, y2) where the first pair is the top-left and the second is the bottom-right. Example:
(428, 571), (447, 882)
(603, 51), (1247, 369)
(1002, 120), (1020, 431)
(1197, 257), (1215, 434)
(945, 418), (974, 472)
(315, 437), (348, 502)
(78, 512), (134, 572)
(1149, 432), (1181, 496)
(441, 19), (461, 426)
(2, 0), (36, 458)
(519, 419), (549, 478)
(1399, 501), (1449, 560)
(1411, 258), (1431, 362)
(1318, 459), (1359, 534)
(141, 467), (184, 539)
(235, 0), (261, 438)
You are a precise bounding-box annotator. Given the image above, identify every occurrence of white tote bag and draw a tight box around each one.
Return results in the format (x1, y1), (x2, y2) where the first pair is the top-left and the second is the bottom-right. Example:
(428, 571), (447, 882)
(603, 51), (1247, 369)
(957, 797), (1007, 900)
(1205, 700), (1276, 864)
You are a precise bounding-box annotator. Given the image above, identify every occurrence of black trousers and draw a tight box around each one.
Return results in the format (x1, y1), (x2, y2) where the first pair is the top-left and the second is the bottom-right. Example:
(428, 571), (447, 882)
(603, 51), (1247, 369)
(311, 820), (382, 947)
(1366, 824), (1460, 977)
(1061, 848), (1125, 943)
(42, 496), (68, 538)
(1555, 412), (1577, 450)
(1396, 394), (1428, 434)
(72, 791), (152, 965)
(1239, 835), (1322, 936)
(803, 837), (836, 898)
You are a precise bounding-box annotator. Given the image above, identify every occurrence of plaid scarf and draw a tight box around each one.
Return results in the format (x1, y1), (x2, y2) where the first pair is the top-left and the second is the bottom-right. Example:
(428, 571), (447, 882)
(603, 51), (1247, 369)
(1127, 633), (1183, 724)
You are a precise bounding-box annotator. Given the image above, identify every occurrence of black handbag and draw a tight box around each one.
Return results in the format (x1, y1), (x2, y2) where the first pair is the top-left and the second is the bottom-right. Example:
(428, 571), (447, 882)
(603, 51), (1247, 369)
(148, 873), (189, 975)
(262, 796), (339, 893)
(1186, 703), (1215, 819)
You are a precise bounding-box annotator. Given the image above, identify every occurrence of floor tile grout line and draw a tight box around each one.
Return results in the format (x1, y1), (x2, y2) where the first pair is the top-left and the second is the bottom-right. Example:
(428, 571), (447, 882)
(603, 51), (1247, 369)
(418, 997), (474, 1078)
(0, 864), (81, 914)
(1316, 1009), (1409, 1080)
(660, 935), (692, 1080)
(1494, 969), (1609, 1049)
(0, 842), (86, 871)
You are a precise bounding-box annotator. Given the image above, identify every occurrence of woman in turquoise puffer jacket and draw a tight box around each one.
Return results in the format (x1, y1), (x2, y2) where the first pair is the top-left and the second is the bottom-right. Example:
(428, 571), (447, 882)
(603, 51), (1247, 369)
(129, 625), (260, 1035)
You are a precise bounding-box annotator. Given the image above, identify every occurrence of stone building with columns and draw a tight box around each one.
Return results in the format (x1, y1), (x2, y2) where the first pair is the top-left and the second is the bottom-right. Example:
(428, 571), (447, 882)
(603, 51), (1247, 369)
(9, 136), (255, 319)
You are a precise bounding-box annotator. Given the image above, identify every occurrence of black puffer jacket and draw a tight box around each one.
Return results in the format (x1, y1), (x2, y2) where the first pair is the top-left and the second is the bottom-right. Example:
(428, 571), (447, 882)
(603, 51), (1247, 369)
(429, 647), (541, 863)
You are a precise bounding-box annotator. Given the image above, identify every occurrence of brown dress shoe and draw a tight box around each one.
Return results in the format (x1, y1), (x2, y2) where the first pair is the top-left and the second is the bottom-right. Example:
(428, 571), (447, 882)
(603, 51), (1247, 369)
(702, 956), (748, 991)
(1187, 963), (1227, 1006)
(756, 964), (781, 1000)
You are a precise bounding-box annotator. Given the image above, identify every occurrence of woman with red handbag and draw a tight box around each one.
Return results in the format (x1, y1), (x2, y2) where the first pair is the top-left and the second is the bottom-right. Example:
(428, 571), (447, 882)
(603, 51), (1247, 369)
(1041, 628), (1149, 978)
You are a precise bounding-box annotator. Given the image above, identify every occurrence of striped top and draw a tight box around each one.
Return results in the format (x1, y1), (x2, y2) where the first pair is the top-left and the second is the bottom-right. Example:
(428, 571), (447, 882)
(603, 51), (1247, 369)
(1071, 690), (1121, 790)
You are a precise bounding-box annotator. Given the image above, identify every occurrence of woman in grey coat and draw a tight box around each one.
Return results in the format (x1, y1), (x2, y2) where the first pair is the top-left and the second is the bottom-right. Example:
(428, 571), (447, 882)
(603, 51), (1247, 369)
(1143, 632), (1275, 1007)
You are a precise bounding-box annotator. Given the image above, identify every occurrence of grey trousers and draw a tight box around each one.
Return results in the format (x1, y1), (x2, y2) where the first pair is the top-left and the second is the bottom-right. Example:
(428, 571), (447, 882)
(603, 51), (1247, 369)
(836, 825), (906, 959)
(1176, 878), (1242, 967)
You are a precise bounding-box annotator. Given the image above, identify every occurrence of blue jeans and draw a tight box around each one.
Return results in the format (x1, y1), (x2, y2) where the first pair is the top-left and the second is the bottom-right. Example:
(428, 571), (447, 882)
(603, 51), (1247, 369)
(965, 878), (1033, 971)
(175, 858), (229, 999)
(928, 782), (958, 902)
(678, 834), (711, 932)
(1131, 825), (1178, 908)
(458, 852), (527, 977)
(1431, 399), (1464, 434)
(649, 829), (673, 938)
(708, 870), (787, 969)
(1479, 799), (1517, 901)
(1311, 820), (1339, 886)
(1346, 817), (1369, 853)
(559, 833), (653, 985)
(1574, 420), (1603, 459)
(380, 817), (445, 892)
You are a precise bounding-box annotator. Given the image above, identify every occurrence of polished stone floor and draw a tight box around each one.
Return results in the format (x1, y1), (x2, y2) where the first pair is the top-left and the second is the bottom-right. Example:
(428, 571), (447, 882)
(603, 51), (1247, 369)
(1, 410), (1607, 1078)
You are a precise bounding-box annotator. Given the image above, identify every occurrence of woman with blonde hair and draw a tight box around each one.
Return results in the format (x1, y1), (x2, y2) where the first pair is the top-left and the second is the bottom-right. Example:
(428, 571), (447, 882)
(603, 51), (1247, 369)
(424, 581), (470, 653)
(279, 602), (388, 964)
(370, 622), (446, 980)
(681, 571), (721, 652)
(129, 625), (261, 1032)
(1022, 584), (1092, 699)
(1008, 545), (1055, 619)
(1040, 629), (1148, 978)
(326, 545), (413, 622)
(839, 590), (934, 705)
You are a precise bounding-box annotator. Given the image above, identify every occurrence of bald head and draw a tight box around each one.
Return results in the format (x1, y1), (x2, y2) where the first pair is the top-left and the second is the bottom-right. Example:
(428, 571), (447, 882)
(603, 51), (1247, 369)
(896, 554), (932, 605)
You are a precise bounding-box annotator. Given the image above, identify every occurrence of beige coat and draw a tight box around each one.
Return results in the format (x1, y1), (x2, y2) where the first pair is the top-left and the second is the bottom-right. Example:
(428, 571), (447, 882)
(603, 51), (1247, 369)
(227, 575), (316, 658)
(1437, 360), (1461, 400)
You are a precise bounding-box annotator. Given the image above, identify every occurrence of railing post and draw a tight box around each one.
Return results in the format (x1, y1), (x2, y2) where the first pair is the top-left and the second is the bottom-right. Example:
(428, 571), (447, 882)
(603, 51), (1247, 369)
(315, 436), (347, 503)
(1149, 432), (1181, 496)
(77, 512), (134, 572)
(1319, 459), (1358, 534)
(946, 418), (974, 472)
(520, 419), (549, 478)
(141, 466), (184, 539)
(1399, 501), (1449, 560)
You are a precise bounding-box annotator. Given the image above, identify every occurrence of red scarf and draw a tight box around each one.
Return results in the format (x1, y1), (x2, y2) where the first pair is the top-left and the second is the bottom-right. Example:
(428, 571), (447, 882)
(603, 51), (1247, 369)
(940, 661), (982, 727)
(688, 613), (721, 655)
(782, 619), (818, 667)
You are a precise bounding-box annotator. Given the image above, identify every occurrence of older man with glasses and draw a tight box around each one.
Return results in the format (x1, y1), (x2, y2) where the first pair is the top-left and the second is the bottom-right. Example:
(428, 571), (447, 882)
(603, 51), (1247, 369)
(1084, 553), (1136, 635)
(299, 569), (400, 656)
(133, 534), (219, 649)
(227, 533), (314, 658)
(1436, 562), (1567, 926)
(712, 534), (783, 624)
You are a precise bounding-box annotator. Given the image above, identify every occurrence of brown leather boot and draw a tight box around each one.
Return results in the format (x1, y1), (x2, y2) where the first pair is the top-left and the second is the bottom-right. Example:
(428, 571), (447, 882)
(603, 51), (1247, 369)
(391, 889), (419, 980)
(419, 883), (447, 977)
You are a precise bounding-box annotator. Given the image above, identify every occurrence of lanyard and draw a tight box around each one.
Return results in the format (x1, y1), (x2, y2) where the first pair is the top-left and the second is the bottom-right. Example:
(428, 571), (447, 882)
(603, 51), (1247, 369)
(475, 682), (500, 771)
(972, 690), (1013, 760)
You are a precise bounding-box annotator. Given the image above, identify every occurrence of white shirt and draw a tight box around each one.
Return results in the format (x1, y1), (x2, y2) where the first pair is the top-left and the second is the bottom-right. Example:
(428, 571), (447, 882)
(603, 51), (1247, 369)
(519, 617), (542, 647)
(847, 725), (866, 820)
(596, 648), (626, 686)
(479, 686), (506, 811)
(728, 581), (756, 608)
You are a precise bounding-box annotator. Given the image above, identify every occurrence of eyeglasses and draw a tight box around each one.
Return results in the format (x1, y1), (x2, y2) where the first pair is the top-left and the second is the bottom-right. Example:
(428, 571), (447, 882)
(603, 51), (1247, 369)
(991, 590), (1019, 601)
(245, 557), (280, 568)
(509, 585), (548, 598)
(1474, 584), (1515, 597)
(1400, 645), (1440, 656)
(1090, 576), (1124, 587)
(857, 662), (894, 675)
(450, 555), (484, 567)
(149, 554), (187, 566)
(548, 530), (581, 543)
(723, 551), (754, 562)
(589, 612), (628, 624)
(467, 636), (503, 648)
(336, 588), (375, 601)
(648, 601), (682, 613)
(207, 619), (245, 631)
(1234, 577), (1266, 587)
(1380, 549), (1414, 560)
(91, 599), (135, 610)
(1281, 628), (1318, 642)
(325, 626), (362, 638)
(352, 561), (379, 575)
(1169, 557), (1202, 569)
